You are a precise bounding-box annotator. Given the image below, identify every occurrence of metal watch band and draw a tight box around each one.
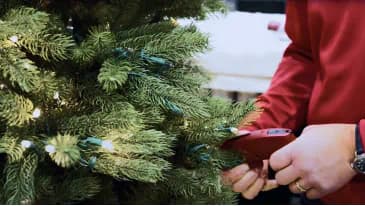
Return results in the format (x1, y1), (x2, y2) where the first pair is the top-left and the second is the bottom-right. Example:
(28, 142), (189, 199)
(355, 123), (364, 155)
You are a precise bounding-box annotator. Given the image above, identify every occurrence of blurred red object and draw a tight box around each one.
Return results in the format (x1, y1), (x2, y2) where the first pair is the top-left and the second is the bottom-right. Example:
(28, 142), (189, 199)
(268, 21), (281, 31)
(221, 128), (296, 168)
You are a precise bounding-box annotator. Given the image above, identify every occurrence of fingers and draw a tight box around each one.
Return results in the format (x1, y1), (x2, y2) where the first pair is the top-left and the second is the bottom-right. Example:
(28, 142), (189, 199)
(270, 144), (293, 171)
(241, 178), (265, 200)
(275, 165), (300, 185)
(260, 160), (269, 178)
(221, 164), (250, 185)
(306, 188), (322, 200)
(261, 179), (279, 191)
(232, 171), (258, 193)
(222, 160), (280, 200)
(288, 179), (311, 194)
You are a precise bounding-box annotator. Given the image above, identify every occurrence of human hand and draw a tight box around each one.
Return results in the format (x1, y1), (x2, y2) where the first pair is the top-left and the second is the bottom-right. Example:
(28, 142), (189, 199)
(221, 160), (279, 200)
(270, 124), (357, 199)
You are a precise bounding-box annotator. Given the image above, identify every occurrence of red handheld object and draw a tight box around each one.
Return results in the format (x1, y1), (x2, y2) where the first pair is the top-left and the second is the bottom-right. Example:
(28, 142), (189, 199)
(221, 128), (296, 168)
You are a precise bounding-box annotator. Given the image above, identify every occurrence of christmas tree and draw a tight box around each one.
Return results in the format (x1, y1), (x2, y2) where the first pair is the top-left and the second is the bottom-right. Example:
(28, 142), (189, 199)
(0, 0), (256, 204)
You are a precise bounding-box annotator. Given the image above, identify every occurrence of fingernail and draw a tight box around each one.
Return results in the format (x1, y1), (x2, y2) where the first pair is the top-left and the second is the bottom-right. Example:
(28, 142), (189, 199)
(260, 172), (267, 178)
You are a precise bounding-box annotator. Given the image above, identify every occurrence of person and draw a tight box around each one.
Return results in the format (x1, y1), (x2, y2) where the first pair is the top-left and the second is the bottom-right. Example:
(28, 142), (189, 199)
(221, 0), (365, 204)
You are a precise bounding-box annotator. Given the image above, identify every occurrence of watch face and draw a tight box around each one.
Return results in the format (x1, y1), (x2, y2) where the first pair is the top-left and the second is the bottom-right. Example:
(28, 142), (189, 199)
(354, 155), (365, 173)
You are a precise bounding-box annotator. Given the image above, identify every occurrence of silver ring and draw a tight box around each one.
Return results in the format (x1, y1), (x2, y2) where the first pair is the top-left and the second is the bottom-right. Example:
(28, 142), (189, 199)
(295, 181), (308, 193)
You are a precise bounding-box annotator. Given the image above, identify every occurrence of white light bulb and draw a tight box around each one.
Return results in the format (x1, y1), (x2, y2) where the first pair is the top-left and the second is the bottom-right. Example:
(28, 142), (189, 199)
(53, 91), (60, 100)
(9, 35), (18, 43)
(32, 108), (41, 118)
(21, 140), (33, 148)
(101, 140), (114, 152)
(45, 145), (56, 154)
(230, 127), (239, 134)
(0, 84), (5, 89)
(66, 25), (74, 30)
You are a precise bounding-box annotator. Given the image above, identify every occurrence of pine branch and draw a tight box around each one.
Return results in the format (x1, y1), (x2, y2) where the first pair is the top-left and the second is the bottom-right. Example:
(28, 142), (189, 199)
(98, 58), (134, 93)
(2, 7), (49, 34)
(47, 134), (81, 168)
(72, 26), (115, 65)
(17, 32), (75, 61)
(144, 26), (209, 62)
(4, 153), (38, 205)
(54, 175), (102, 203)
(101, 129), (175, 158)
(0, 92), (34, 126)
(61, 107), (144, 136)
(166, 167), (237, 204)
(0, 134), (25, 163)
(0, 47), (41, 93)
(95, 154), (170, 183)
(116, 21), (177, 41)
(128, 73), (210, 118)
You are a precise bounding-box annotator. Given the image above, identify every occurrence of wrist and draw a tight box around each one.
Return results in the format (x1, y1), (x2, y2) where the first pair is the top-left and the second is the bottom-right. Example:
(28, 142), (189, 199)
(343, 124), (356, 163)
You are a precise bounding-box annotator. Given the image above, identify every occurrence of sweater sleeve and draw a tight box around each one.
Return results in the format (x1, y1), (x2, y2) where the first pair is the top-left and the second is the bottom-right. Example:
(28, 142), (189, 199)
(240, 0), (317, 134)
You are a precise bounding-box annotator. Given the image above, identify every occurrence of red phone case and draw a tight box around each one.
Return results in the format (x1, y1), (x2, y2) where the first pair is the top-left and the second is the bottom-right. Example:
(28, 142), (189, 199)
(221, 128), (296, 168)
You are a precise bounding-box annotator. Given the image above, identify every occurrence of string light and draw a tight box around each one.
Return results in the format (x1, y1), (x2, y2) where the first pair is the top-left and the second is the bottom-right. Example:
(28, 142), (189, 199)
(21, 140), (33, 149)
(230, 127), (239, 134)
(45, 145), (56, 154)
(66, 17), (74, 31)
(32, 108), (41, 118)
(9, 35), (18, 43)
(53, 91), (60, 100)
(0, 84), (5, 90)
(80, 137), (115, 152)
(101, 140), (114, 152)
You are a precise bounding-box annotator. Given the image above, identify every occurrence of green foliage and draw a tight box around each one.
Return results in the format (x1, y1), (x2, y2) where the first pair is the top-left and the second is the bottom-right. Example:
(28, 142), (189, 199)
(116, 21), (177, 41)
(0, 134), (25, 163)
(54, 175), (102, 203)
(143, 26), (209, 62)
(72, 27), (115, 65)
(0, 1), (255, 204)
(47, 134), (81, 168)
(1, 7), (49, 34)
(0, 47), (41, 93)
(61, 107), (144, 136)
(18, 32), (74, 61)
(4, 153), (38, 205)
(166, 168), (237, 204)
(95, 155), (170, 183)
(127, 74), (211, 118)
(98, 59), (134, 93)
(0, 92), (34, 126)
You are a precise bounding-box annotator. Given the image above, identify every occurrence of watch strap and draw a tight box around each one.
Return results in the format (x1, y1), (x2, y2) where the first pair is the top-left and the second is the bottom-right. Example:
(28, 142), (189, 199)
(355, 123), (364, 155)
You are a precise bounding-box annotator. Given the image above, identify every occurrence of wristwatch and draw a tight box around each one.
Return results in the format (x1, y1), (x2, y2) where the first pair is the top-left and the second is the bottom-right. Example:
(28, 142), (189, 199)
(351, 124), (365, 174)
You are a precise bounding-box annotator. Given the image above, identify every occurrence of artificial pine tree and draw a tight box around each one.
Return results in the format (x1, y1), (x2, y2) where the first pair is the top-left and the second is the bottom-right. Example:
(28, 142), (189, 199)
(0, 0), (257, 204)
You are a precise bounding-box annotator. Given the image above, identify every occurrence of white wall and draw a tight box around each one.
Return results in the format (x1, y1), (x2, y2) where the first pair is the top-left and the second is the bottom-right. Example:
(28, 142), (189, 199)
(180, 11), (290, 100)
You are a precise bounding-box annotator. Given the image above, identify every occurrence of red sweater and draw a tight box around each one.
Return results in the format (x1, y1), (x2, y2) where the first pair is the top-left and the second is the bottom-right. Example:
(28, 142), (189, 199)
(242, 0), (365, 204)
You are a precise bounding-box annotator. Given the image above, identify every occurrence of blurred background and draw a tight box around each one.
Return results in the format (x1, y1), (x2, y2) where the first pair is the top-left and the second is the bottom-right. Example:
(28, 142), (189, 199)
(181, 0), (289, 103)
(182, 0), (301, 204)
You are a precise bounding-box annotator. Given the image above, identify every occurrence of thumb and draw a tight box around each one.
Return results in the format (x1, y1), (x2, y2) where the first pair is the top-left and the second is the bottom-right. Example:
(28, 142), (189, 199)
(269, 143), (293, 171)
